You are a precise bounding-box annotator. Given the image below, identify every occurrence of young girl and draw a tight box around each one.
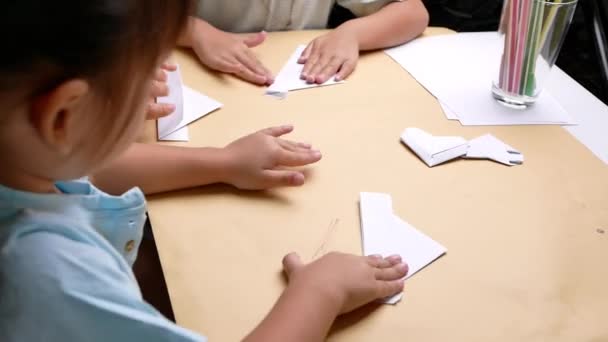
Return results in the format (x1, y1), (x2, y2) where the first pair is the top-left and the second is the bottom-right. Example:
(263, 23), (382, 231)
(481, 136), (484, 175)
(179, 0), (429, 85)
(0, 1), (408, 341)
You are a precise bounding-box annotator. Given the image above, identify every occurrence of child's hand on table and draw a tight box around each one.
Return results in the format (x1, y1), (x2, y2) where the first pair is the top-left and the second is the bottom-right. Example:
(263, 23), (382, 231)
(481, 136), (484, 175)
(298, 25), (360, 84)
(146, 62), (178, 120)
(191, 23), (274, 86)
(223, 125), (321, 190)
(283, 252), (408, 314)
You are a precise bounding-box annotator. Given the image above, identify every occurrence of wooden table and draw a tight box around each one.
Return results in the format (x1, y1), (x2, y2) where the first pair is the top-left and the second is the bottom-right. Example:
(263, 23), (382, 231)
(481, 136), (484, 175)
(141, 28), (608, 342)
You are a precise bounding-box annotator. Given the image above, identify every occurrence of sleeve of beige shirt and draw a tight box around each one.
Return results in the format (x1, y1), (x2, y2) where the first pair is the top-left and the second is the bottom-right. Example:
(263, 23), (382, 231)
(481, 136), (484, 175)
(337, 0), (404, 17)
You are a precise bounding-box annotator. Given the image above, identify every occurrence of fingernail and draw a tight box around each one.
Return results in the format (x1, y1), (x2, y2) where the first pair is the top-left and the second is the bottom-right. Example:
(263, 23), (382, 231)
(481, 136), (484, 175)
(292, 173), (305, 185)
(335, 76), (342, 81)
(397, 263), (408, 271)
(388, 255), (402, 262)
(166, 103), (175, 110)
(282, 124), (293, 129)
(312, 151), (321, 158)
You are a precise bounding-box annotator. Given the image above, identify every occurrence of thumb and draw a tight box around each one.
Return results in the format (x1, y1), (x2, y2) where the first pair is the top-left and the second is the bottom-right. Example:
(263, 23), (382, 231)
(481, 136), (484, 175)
(242, 31), (267, 48)
(262, 170), (305, 188)
(282, 252), (303, 278)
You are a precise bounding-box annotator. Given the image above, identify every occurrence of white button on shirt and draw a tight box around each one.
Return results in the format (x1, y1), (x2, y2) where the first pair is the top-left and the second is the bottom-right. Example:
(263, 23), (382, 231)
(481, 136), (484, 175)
(196, 0), (402, 33)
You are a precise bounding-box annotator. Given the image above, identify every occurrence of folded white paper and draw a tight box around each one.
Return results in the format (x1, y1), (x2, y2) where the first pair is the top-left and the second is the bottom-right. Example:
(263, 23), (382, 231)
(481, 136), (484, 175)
(400, 128), (469, 167)
(401, 128), (524, 167)
(266, 45), (343, 99)
(157, 68), (223, 141)
(465, 134), (524, 166)
(359, 192), (447, 304)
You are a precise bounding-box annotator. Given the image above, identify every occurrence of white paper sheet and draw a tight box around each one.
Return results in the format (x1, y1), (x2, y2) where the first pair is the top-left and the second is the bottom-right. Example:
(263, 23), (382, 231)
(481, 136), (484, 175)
(385, 32), (575, 126)
(546, 67), (608, 165)
(157, 74), (223, 141)
(266, 45), (343, 99)
(359, 192), (447, 304)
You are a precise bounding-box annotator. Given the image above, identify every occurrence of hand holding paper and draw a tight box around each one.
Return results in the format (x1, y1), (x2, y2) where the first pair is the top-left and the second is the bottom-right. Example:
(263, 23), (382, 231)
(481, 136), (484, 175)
(359, 192), (447, 304)
(282, 252), (407, 315)
(266, 45), (344, 99)
(156, 66), (223, 141)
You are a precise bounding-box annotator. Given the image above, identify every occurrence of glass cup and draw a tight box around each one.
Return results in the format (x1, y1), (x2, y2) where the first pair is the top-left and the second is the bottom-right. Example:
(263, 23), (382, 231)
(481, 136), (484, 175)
(492, 0), (578, 108)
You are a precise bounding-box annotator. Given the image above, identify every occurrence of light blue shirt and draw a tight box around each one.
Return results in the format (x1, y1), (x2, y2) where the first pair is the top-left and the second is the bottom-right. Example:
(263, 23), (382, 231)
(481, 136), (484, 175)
(0, 179), (206, 341)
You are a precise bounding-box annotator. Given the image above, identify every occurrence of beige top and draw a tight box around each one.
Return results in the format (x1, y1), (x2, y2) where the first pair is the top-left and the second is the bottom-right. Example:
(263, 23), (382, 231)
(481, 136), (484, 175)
(196, 0), (401, 32)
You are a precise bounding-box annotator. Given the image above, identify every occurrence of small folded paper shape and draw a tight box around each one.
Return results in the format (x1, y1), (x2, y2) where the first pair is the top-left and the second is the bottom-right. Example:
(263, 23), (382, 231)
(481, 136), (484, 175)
(465, 134), (524, 166)
(400, 128), (469, 167)
(401, 128), (524, 167)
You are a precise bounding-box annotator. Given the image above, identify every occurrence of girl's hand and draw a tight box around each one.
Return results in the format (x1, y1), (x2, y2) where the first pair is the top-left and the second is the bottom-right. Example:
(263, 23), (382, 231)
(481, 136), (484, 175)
(191, 23), (274, 86)
(223, 125), (321, 190)
(146, 62), (177, 120)
(298, 26), (360, 84)
(283, 252), (408, 314)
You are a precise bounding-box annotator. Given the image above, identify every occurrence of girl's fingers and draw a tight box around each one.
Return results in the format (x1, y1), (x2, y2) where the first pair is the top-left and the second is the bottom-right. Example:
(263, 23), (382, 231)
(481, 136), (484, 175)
(260, 125), (294, 138)
(262, 170), (306, 188)
(278, 139), (313, 153)
(315, 56), (342, 84)
(375, 279), (405, 299)
(154, 68), (167, 82)
(277, 149), (322, 167)
(298, 42), (314, 64)
(146, 102), (176, 120)
(375, 262), (408, 281)
(161, 62), (178, 71)
(305, 54), (332, 84)
(301, 45), (321, 80)
(150, 80), (169, 98)
(335, 59), (356, 82)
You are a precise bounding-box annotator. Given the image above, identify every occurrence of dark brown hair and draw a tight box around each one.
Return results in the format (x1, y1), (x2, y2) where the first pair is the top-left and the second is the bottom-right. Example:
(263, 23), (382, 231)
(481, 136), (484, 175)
(0, 0), (193, 158)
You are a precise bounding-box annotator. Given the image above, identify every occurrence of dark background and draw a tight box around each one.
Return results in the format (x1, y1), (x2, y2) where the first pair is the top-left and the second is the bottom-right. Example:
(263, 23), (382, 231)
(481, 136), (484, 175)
(330, 0), (608, 105)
